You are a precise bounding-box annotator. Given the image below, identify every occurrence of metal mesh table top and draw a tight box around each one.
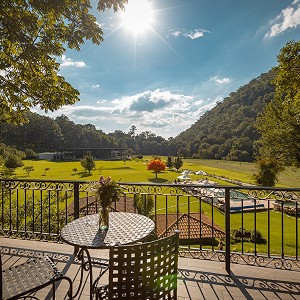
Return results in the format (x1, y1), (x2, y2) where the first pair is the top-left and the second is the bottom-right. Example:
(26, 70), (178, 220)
(60, 212), (155, 249)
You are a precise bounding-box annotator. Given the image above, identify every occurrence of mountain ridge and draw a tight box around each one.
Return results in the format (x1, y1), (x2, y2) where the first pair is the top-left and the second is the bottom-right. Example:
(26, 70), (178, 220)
(173, 69), (276, 161)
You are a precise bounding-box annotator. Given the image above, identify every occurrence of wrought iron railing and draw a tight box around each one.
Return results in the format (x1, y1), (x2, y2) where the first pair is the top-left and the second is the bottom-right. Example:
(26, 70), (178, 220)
(0, 179), (299, 272)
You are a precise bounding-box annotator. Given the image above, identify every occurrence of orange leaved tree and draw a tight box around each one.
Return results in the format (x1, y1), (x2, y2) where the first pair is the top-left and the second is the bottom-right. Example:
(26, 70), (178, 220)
(147, 159), (166, 178)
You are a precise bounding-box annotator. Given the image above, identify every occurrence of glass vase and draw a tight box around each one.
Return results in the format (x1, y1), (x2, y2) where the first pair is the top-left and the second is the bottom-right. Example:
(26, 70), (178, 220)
(99, 206), (109, 231)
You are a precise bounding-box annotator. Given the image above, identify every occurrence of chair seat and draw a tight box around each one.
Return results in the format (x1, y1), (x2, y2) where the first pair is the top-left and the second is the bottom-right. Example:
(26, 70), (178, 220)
(2, 256), (63, 299)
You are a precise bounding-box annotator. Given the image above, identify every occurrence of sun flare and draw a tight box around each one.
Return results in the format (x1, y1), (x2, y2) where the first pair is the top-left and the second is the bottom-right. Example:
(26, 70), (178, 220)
(121, 0), (154, 34)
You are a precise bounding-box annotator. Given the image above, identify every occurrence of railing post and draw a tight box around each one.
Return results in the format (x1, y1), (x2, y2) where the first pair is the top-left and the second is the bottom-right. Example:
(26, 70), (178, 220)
(74, 182), (80, 220)
(225, 187), (231, 274)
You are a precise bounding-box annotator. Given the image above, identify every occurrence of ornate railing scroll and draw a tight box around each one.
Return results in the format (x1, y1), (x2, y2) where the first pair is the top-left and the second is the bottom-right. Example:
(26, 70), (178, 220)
(0, 179), (299, 270)
(0, 179), (80, 241)
(118, 183), (300, 271)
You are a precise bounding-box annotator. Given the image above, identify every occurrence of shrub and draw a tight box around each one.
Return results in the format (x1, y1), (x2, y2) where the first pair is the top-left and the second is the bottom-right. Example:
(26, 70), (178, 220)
(250, 230), (267, 244)
(231, 228), (266, 244)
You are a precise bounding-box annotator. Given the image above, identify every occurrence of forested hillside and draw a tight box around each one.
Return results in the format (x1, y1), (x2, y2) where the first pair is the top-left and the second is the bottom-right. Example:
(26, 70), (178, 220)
(173, 69), (276, 161)
(0, 69), (276, 160)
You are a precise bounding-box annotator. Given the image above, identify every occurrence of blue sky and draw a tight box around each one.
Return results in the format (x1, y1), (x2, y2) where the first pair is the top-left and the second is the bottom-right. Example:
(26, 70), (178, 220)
(40, 0), (300, 138)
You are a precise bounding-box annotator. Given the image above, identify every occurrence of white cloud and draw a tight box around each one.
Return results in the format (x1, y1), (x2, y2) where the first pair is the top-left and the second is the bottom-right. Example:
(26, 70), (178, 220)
(210, 76), (231, 84)
(170, 30), (182, 37)
(265, 1), (300, 38)
(111, 89), (193, 114)
(97, 99), (107, 104)
(183, 30), (205, 40)
(92, 84), (100, 88)
(39, 89), (219, 138)
(168, 28), (209, 40)
(60, 55), (86, 68)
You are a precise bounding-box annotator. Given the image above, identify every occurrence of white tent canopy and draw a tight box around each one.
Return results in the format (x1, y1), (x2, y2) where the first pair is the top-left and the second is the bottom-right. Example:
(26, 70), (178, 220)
(195, 170), (207, 175)
(177, 175), (191, 180)
(181, 170), (191, 175)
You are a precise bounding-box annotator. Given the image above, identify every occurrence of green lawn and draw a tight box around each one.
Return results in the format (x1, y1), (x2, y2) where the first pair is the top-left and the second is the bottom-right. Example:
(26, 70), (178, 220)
(14, 157), (214, 183)
(15, 157), (300, 188)
(9, 157), (300, 257)
(155, 194), (299, 257)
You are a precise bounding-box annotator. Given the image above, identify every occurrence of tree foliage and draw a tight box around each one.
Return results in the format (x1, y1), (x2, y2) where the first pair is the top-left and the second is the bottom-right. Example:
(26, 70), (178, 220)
(0, 0), (127, 124)
(256, 40), (300, 167)
(174, 70), (276, 161)
(23, 165), (34, 175)
(0, 143), (25, 173)
(133, 194), (154, 217)
(166, 156), (173, 169)
(173, 156), (183, 171)
(253, 158), (283, 187)
(147, 158), (166, 178)
(4, 153), (24, 170)
(0, 191), (71, 238)
(80, 151), (95, 174)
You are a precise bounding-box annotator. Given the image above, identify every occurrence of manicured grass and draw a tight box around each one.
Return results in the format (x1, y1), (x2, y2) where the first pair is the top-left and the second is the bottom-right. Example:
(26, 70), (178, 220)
(16, 157), (215, 183)
(156, 195), (299, 256)
(229, 210), (299, 256)
(184, 158), (300, 188)
(10, 157), (300, 257)
(15, 157), (300, 188)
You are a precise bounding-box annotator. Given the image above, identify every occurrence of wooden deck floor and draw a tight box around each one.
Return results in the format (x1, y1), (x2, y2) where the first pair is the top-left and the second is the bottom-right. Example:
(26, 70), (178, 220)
(1, 237), (300, 300)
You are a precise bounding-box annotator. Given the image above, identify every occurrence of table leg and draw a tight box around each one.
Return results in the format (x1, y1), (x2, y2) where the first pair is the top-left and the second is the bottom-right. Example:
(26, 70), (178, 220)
(72, 247), (93, 299)
(73, 247), (109, 299)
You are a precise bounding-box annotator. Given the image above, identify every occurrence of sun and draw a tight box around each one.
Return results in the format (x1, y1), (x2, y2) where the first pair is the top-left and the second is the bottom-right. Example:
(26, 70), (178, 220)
(121, 0), (154, 34)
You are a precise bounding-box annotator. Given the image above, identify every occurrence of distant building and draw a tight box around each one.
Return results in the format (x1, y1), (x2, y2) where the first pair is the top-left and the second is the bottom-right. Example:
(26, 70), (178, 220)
(54, 148), (126, 161)
(38, 152), (59, 160)
(155, 213), (225, 245)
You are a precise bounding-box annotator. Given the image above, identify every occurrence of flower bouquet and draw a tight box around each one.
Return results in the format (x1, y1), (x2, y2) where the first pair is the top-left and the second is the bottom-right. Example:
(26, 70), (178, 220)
(92, 176), (120, 230)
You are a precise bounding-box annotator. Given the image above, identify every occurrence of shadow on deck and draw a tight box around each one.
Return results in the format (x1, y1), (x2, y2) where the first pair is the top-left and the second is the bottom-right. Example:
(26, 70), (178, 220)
(1, 237), (299, 300)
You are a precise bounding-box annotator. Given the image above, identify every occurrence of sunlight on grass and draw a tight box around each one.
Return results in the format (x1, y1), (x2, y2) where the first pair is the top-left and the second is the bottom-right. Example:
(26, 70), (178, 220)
(11, 156), (299, 257)
(15, 157), (300, 188)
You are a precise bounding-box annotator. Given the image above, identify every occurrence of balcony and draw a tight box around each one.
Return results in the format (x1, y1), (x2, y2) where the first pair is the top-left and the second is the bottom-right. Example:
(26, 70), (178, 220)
(1, 179), (299, 299)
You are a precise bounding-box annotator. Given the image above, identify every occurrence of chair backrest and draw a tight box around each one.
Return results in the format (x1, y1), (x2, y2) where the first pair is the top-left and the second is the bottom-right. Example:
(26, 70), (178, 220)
(108, 232), (179, 299)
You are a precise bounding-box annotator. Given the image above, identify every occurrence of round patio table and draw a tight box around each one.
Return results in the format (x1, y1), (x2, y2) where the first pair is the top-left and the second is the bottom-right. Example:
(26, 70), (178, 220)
(60, 212), (155, 299)
(61, 212), (154, 248)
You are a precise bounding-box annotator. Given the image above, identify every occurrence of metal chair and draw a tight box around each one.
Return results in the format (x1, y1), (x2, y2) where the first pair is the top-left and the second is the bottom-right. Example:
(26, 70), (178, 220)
(96, 232), (179, 299)
(1, 254), (73, 299)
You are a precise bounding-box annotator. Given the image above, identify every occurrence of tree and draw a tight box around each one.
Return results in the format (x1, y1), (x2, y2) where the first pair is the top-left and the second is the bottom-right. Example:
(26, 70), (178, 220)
(25, 149), (37, 160)
(4, 153), (24, 170)
(128, 125), (137, 137)
(80, 151), (95, 174)
(0, 144), (25, 172)
(253, 158), (283, 187)
(177, 146), (190, 158)
(173, 156), (183, 172)
(43, 167), (50, 176)
(166, 156), (173, 170)
(273, 40), (300, 104)
(133, 194), (154, 217)
(23, 165), (34, 175)
(0, 0), (127, 124)
(256, 40), (300, 167)
(147, 159), (166, 179)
